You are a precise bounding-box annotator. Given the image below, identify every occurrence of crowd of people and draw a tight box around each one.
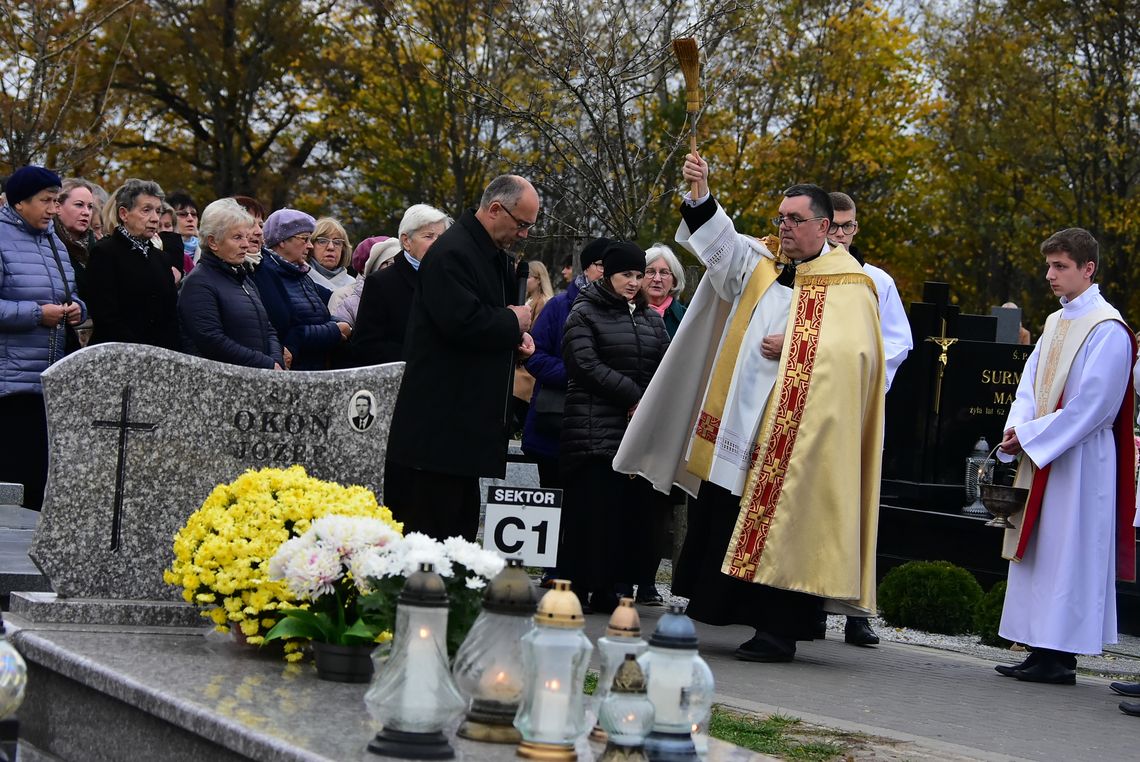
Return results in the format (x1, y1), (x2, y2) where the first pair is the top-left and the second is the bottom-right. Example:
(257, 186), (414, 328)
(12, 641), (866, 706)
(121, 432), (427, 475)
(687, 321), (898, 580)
(0, 165), (452, 509)
(2, 157), (1138, 717)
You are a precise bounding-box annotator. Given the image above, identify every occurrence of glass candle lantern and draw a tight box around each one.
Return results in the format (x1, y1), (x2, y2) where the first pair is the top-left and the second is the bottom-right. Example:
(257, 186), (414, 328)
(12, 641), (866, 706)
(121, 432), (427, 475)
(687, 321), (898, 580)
(963, 436), (993, 517)
(0, 617), (26, 721)
(365, 563), (466, 760)
(597, 655), (655, 762)
(453, 558), (538, 743)
(637, 605), (714, 762)
(590, 597), (647, 741)
(514, 579), (594, 760)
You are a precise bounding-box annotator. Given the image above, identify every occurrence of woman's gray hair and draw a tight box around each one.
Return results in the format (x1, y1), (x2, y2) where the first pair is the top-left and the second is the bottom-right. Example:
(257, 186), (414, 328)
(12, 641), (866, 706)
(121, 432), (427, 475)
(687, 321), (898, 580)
(398, 203), (452, 239)
(645, 242), (685, 295)
(200, 198), (254, 244)
(104, 179), (165, 231)
(59, 177), (97, 203)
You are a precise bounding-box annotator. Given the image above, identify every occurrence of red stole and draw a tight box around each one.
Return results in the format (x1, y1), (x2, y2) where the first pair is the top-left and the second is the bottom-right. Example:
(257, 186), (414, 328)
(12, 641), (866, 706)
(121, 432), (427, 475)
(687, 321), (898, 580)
(1016, 332), (1137, 582)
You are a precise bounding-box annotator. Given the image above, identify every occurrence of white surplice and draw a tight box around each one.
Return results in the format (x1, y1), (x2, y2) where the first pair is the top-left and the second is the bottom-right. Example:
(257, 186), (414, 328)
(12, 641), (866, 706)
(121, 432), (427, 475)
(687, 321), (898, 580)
(676, 208), (797, 496)
(997, 285), (1133, 653)
(864, 263), (912, 390)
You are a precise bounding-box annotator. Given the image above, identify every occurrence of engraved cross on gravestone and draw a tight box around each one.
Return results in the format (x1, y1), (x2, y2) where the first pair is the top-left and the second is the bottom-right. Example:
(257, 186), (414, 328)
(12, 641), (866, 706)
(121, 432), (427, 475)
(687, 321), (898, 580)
(92, 386), (157, 551)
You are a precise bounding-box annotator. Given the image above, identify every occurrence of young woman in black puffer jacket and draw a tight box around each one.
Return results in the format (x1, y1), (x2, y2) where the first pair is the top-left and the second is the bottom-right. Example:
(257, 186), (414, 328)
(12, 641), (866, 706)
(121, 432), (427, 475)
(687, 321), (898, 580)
(558, 241), (670, 613)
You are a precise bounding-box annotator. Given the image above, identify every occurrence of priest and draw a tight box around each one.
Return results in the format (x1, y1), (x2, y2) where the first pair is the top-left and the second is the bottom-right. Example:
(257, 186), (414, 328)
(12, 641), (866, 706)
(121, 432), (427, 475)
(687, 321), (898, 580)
(614, 153), (885, 662)
(994, 227), (1136, 685)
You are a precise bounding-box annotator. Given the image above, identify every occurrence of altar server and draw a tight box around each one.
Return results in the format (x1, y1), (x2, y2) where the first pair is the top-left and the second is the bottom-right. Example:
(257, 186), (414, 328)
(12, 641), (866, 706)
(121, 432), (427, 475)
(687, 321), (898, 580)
(994, 227), (1136, 685)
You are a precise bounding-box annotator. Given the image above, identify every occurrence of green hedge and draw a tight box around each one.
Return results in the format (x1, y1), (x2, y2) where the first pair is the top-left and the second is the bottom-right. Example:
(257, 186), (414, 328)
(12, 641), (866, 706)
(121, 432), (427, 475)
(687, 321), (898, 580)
(877, 560), (984, 635)
(974, 581), (1011, 647)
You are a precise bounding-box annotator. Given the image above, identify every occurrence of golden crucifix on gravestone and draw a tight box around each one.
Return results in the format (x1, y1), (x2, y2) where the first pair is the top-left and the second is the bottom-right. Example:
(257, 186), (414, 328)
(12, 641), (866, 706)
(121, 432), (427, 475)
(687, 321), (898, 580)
(925, 318), (958, 414)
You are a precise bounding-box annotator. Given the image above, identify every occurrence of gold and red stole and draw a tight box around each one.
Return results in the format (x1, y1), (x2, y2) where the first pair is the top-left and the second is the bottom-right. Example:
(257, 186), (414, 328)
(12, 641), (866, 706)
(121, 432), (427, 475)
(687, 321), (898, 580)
(1003, 307), (1137, 582)
(721, 247), (885, 612)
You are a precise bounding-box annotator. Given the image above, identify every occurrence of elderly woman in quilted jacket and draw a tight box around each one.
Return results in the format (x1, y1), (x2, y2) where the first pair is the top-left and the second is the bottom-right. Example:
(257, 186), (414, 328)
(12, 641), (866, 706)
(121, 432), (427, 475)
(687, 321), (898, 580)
(0, 166), (87, 510)
(558, 240), (669, 613)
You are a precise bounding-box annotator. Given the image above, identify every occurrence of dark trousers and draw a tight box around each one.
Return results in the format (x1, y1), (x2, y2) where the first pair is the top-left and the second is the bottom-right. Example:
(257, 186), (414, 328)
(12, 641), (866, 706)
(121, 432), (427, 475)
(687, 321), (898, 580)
(0, 394), (48, 510)
(673, 480), (821, 640)
(382, 459), (480, 541)
(558, 457), (656, 595)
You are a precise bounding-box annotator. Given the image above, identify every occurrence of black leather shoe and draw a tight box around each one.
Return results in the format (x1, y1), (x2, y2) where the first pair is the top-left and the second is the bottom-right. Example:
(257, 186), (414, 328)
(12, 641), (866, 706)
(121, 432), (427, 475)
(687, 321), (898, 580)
(995, 650), (1041, 678)
(844, 617), (879, 646)
(1120, 701), (1140, 717)
(635, 586), (665, 607)
(1013, 650), (1076, 685)
(734, 632), (796, 663)
(814, 612), (828, 640)
(1110, 681), (1140, 698)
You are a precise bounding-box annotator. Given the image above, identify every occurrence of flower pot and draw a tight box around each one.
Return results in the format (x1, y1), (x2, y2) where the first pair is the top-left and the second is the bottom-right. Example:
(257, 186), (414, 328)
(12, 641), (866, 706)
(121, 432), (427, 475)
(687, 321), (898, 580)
(313, 641), (375, 683)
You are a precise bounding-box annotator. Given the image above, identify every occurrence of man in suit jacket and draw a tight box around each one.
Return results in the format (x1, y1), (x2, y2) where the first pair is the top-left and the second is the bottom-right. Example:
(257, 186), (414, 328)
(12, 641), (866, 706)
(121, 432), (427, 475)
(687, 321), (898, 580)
(352, 396), (375, 431)
(384, 176), (538, 540)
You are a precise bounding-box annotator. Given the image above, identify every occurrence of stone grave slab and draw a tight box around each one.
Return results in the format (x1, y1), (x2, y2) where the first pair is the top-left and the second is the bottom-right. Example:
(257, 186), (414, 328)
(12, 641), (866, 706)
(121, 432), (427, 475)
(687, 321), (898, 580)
(17, 343), (403, 623)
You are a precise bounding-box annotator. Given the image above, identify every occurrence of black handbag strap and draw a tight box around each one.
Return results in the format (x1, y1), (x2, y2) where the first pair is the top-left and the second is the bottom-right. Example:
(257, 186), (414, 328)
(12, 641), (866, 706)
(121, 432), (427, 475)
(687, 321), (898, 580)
(46, 233), (74, 304)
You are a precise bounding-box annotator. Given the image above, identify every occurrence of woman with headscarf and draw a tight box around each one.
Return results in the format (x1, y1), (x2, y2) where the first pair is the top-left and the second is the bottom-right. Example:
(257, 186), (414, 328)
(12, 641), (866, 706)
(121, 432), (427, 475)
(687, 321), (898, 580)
(86, 179), (181, 350)
(558, 240), (670, 613)
(178, 198), (283, 369)
(0, 166), (86, 509)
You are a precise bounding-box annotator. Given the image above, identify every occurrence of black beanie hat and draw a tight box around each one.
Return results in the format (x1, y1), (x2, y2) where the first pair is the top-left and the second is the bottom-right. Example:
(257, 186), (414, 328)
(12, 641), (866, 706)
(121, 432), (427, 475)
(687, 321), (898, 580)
(577, 237), (613, 271)
(601, 240), (646, 276)
(4, 166), (62, 206)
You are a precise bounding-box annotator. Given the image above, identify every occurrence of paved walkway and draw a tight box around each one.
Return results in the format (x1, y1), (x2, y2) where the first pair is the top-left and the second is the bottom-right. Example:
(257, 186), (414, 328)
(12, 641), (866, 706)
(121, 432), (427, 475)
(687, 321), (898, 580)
(6, 501), (1138, 761)
(587, 607), (1140, 762)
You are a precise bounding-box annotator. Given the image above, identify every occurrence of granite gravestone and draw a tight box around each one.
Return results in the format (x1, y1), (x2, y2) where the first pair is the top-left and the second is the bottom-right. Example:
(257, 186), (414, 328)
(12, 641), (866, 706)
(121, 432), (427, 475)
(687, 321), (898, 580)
(15, 344), (403, 623)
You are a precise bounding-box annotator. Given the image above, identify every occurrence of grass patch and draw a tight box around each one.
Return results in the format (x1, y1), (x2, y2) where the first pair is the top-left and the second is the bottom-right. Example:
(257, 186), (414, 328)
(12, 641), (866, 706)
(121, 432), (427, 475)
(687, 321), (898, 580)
(709, 706), (848, 761)
(583, 670), (598, 695)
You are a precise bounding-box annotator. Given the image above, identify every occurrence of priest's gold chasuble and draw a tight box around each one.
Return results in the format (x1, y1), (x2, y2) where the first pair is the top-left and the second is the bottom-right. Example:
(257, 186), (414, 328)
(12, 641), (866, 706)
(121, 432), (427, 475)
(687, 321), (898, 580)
(722, 249), (885, 613)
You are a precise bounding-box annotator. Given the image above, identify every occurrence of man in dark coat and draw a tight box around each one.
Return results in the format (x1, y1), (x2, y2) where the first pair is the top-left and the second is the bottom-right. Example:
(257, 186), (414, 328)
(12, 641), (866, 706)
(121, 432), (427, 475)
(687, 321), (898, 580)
(384, 175), (538, 540)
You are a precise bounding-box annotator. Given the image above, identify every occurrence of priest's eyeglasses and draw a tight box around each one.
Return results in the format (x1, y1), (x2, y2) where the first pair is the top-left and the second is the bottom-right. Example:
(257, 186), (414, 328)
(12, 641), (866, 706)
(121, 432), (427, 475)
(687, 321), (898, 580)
(830, 221), (859, 235)
(771, 215), (826, 229)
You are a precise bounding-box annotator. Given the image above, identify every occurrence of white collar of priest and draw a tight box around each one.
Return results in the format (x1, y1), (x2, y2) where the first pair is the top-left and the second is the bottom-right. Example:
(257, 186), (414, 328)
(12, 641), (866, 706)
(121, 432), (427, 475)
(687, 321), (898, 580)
(1060, 283), (1101, 316)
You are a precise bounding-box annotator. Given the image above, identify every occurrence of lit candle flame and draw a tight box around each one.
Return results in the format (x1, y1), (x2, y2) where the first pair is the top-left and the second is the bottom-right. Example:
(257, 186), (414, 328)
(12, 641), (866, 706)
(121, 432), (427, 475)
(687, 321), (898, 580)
(545, 678), (561, 691)
(418, 626), (430, 639)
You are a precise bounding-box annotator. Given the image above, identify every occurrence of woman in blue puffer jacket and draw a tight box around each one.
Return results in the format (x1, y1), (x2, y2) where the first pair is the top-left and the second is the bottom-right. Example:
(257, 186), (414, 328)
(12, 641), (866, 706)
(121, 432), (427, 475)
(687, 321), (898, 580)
(252, 208), (350, 370)
(0, 166), (87, 509)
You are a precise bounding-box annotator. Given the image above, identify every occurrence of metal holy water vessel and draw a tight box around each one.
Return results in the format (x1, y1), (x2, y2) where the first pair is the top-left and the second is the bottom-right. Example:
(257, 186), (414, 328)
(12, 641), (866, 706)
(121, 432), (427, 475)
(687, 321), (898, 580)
(977, 444), (1028, 529)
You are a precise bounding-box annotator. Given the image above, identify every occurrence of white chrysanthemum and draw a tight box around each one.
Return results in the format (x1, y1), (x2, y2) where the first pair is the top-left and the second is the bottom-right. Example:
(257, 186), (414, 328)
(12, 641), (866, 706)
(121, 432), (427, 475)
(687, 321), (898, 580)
(282, 544), (343, 599)
(442, 536), (505, 580)
(267, 533), (317, 580)
(465, 576), (487, 590)
(311, 515), (398, 559)
(354, 546), (403, 582)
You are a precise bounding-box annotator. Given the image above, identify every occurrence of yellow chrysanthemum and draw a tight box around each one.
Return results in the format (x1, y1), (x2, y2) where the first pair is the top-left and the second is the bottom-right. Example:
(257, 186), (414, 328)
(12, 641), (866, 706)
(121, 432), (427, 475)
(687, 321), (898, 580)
(164, 466), (401, 661)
